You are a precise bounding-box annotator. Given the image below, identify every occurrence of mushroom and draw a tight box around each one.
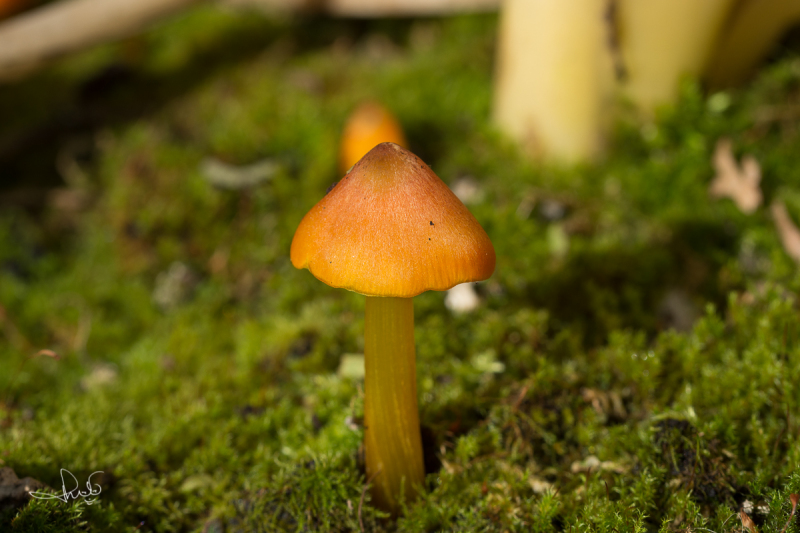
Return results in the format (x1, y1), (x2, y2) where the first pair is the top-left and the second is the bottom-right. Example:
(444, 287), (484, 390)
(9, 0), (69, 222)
(339, 101), (407, 174)
(492, 0), (615, 162)
(291, 142), (495, 514)
(617, 0), (735, 110)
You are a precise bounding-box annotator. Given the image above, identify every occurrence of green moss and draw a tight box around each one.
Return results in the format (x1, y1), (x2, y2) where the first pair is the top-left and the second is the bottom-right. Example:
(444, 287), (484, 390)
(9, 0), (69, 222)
(3, 498), (123, 532)
(4, 5), (800, 532)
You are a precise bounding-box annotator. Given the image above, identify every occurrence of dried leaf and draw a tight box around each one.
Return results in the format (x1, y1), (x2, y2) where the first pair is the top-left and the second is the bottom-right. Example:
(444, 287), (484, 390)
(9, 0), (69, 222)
(771, 201), (800, 264)
(740, 509), (758, 533)
(709, 138), (762, 214)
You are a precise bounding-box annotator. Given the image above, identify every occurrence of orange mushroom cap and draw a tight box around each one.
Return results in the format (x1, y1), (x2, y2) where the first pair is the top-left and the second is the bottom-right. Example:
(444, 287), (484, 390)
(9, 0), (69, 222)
(339, 102), (408, 174)
(291, 143), (495, 298)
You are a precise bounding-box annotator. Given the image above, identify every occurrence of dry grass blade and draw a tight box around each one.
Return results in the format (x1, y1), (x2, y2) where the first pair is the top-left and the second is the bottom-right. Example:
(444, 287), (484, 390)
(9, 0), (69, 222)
(33, 349), (60, 360)
(779, 493), (800, 533)
(771, 201), (800, 264)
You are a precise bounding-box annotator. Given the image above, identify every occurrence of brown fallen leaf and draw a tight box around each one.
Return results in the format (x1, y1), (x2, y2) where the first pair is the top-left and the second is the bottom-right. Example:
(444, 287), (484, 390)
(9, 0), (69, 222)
(771, 201), (800, 264)
(740, 509), (758, 533)
(709, 138), (762, 214)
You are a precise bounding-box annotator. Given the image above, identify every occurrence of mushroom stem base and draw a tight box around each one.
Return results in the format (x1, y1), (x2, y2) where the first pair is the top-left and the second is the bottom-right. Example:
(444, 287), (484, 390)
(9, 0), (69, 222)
(364, 296), (425, 515)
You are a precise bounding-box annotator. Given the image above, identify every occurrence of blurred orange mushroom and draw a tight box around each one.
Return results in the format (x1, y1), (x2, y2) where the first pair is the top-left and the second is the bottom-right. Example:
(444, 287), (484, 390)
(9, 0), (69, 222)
(291, 142), (495, 514)
(339, 101), (407, 174)
(0, 0), (32, 19)
(706, 0), (800, 88)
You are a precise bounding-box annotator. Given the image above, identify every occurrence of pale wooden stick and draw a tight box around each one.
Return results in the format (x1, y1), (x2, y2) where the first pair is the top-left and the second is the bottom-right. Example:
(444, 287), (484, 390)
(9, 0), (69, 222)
(0, 0), (501, 83)
(0, 0), (202, 81)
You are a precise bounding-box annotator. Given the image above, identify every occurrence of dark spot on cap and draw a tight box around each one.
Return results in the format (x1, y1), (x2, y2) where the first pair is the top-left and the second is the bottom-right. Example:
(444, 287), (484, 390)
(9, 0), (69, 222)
(326, 181), (338, 194)
(430, 221), (434, 226)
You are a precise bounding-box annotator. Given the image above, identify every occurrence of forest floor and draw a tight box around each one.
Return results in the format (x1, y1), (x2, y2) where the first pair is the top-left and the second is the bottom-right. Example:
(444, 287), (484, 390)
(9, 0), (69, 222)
(2, 6), (800, 532)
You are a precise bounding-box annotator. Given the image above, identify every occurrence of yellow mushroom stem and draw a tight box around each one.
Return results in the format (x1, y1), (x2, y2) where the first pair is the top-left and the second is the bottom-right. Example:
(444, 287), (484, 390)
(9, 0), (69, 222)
(618, 0), (735, 110)
(363, 296), (425, 515)
(492, 0), (614, 162)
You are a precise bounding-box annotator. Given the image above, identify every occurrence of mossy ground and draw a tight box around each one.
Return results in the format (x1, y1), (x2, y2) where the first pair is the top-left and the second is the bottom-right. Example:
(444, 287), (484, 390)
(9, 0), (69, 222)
(2, 6), (800, 532)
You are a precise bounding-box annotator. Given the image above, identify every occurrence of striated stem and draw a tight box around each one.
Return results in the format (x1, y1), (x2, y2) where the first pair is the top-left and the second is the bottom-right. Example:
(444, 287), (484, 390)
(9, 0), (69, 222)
(364, 296), (425, 515)
(492, 0), (614, 162)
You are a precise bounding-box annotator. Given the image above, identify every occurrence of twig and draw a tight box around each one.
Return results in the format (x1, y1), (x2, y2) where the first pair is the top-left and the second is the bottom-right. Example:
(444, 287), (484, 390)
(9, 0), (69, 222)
(511, 384), (528, 411)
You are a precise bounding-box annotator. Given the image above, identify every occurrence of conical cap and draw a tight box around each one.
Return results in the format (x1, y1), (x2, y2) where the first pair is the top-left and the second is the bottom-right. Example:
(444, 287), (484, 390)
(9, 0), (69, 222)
(291, 143), (495, 298)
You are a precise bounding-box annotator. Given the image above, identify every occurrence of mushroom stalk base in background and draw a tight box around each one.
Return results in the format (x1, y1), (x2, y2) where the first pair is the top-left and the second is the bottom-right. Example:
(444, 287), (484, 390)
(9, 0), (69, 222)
(364, 296), (425, 515)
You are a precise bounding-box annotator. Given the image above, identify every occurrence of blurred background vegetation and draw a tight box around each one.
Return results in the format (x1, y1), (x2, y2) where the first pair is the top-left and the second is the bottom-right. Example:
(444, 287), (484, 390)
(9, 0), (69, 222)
(3, 1), (800, 531)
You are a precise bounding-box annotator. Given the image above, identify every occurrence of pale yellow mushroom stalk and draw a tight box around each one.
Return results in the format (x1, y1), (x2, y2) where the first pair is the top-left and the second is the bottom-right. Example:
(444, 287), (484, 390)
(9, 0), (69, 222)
(617, 0), (735, 111)
(492, 0), (615, 163)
